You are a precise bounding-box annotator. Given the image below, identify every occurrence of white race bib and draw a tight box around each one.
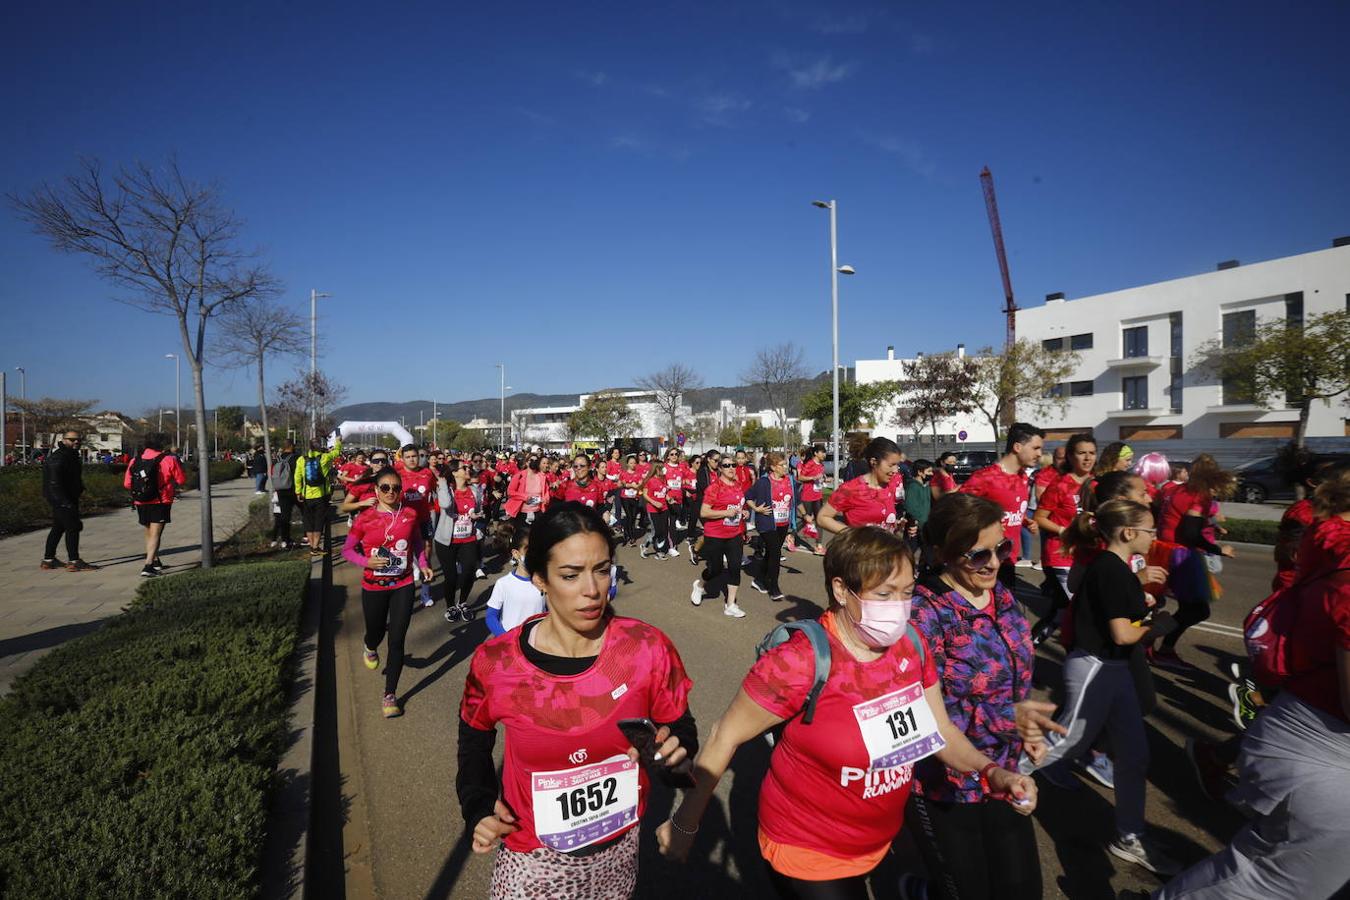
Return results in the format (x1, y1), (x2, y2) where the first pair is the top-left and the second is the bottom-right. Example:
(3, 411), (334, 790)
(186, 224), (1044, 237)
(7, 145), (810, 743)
(852, 682), (945, 770)
(725, 504), (741, 527)
(531, 755), (639, 853)
(772, 498), (790, 524)
(667, 476), (681, 489)
(453, 515), (474, 540)
(622, 488), (637, 499)
(372, 550), (408, 578)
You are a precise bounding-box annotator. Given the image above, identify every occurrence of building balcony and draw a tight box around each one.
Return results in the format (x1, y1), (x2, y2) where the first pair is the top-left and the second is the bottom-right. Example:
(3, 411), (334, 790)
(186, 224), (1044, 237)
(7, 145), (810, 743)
(1202, 404), (1300, 418)
(1106, 407), (1168, 419)
(1104, 355), (1166, 370)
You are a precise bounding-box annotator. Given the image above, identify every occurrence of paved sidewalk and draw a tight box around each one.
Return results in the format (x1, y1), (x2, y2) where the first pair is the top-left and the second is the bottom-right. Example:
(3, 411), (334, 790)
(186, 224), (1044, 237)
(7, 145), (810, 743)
(0, 476), (264, 693)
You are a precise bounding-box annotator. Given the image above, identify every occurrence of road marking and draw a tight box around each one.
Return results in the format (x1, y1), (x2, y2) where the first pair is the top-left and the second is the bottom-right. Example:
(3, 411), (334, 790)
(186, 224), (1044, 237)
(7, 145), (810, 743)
(1191, 621), (1244, 639)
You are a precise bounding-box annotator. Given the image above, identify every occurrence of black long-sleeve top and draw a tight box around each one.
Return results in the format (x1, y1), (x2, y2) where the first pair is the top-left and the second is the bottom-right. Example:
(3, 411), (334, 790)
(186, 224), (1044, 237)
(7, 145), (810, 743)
(42, 445), (84, 506)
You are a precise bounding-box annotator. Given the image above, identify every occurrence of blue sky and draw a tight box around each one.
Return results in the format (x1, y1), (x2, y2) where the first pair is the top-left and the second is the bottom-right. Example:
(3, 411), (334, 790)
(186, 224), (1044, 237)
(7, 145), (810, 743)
(3, 0), (1348, 416)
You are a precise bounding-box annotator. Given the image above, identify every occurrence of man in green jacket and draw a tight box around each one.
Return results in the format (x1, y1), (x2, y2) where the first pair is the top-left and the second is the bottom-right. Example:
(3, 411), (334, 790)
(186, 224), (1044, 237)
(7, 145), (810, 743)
(295, 429), (343, 555)
(904, 458), (934, 562)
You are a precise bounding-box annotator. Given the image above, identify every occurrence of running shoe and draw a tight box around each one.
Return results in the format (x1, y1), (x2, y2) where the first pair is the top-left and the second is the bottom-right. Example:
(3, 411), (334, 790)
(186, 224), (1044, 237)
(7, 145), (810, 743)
(1146, 646), (1193, 671)
(813, 545), (826, 556)
(749, 579), (768, 594)
(269, 540), (279, 548)
(667, 546), (680, 558)
(690, 580), (704, 607)
(1228, 681), (1261, 731)
(723, 603), (747, 618)
(363, 647), (380, 670)
(475, 567), (486, 579)
(898, 873), (929, 900)
(1080, 753), (1116, 790)
(65, 559), (99, 572)
(1184, 737), (1235, 802)
(1107, 833), (1181, 877)
(420, 586), (435, 608)
(39, 558), (64, 571)
(140, 565), (160, 578)
(784, 536), (797, 553)
(640, 545), (650, 559)
(445, 607), (460, 623)
(151, 557), (165, 571)
(770, 593), (786, 603)
(381, 692), (402, 718)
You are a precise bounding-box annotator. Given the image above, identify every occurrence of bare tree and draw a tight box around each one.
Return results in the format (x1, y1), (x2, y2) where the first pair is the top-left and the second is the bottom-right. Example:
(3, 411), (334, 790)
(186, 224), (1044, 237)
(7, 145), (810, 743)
(12, 158), (280, 567)
(969, 340), (1081, 444)
(636, 364), (703, 446)
(896, 353), (978, 457)
(8, 397), (98, 448)
(742, 343), (811, 450)
(273, 370), (348, 439)
(215, 296), (307, 485)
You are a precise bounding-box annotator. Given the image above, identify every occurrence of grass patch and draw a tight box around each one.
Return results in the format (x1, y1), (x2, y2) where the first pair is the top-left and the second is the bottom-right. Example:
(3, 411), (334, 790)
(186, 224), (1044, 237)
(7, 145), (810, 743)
(1222, 517), (1278, 545)
(0, 460), (245, 536)
(0, 559), (309, 898)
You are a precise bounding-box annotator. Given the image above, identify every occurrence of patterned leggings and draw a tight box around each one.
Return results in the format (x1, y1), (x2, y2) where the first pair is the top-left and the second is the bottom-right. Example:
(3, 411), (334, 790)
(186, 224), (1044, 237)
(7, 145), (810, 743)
(490, 826), (638, 899)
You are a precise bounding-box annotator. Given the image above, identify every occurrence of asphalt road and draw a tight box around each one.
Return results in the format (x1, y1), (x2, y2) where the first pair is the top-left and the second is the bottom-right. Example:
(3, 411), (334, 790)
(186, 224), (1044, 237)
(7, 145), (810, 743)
(325, 533), (1278, 900)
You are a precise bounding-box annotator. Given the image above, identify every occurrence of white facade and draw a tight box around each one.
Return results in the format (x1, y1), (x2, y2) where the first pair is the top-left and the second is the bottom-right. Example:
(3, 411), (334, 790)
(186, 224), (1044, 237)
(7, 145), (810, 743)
(511, 390), (692, 449)
(1017, 243), (1350, 441)
(854, 345), (999, 446)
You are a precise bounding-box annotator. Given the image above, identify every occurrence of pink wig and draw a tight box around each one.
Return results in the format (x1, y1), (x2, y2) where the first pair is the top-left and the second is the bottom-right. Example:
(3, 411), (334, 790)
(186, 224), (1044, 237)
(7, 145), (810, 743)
(1135, 451), (1171, 486)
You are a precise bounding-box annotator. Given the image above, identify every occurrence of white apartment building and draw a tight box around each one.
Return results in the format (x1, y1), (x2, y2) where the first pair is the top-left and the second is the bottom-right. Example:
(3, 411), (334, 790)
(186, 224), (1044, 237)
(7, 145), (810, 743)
(854, 345), (999, 446)
(1017, 241), (1350, 441)
(512, 390), (692, 450)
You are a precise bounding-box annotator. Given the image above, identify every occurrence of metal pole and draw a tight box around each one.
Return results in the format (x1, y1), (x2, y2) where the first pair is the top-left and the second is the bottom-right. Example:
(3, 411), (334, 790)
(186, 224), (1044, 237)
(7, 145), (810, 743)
(828, 201), (840, 488)
(15, 367), (25, 461)
(1, 371), (6, 466)
(174, 354), (181, 450)
(432, 401), (438, 448)
(213, 408), (218, 459)
(310, 289), (317, 440)
(497, 363), (506, 449)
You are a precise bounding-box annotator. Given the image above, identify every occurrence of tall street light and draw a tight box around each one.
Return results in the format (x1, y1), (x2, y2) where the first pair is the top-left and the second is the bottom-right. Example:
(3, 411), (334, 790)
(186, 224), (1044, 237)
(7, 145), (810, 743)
(310, 289), (331, 439)
(495, 364), (508, 449)
(14, 366), (26, 460)
(812, 200), (855, 486)
(165, 353), (181, 449)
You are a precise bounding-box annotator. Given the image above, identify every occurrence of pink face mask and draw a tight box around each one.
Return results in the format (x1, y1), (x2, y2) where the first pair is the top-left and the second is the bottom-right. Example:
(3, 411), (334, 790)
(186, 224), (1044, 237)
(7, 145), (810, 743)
(844, 590), (912, 648)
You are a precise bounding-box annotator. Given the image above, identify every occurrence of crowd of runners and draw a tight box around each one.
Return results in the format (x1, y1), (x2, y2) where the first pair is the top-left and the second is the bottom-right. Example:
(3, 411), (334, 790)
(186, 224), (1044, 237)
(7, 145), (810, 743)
(263, 428), (1347, 899)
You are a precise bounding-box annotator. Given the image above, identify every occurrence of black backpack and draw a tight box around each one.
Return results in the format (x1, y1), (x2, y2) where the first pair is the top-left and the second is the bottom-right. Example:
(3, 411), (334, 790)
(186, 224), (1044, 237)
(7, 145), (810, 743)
(130, 453), (161, 502)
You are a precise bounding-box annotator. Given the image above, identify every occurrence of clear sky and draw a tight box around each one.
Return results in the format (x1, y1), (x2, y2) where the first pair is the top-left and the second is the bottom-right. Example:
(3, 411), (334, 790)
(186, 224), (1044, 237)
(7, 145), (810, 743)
(3, 0), (1347, 416)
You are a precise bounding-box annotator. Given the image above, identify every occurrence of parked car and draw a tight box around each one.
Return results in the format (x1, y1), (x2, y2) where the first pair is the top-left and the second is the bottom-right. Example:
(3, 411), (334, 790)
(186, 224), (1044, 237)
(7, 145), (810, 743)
(950, 450), (999, 484)
(1233, 452), (1350, 504)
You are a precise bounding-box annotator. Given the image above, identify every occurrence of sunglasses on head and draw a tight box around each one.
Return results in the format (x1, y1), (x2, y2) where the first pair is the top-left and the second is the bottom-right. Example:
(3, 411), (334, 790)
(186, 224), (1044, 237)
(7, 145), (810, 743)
(961, 538), (1014, 569)
(377, 483), (402, 494)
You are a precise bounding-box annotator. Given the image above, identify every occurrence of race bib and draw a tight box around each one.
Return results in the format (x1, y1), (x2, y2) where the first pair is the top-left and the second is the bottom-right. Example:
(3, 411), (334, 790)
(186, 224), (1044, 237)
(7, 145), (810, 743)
(531, 755), (639, 853)
(622, 488), (637, 499)
(453, 515), (474, 540)
(372, 550), (408, 578)
(772, 499), (790, 524)
(852, 682), (945, 770)
(526, 495), (542, 508)
(667, 477), (681, 489)
(725, 504), (742, 527)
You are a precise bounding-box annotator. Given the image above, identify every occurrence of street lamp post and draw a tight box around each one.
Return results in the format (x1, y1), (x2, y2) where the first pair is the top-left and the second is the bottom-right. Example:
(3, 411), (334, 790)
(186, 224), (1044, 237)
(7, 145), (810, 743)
(310, 289), (331, 439)
(496, 363), (506, 449)
(14, 366), (26, 460)
(164, 354), (180, 449)
(811, 200), (855, 486)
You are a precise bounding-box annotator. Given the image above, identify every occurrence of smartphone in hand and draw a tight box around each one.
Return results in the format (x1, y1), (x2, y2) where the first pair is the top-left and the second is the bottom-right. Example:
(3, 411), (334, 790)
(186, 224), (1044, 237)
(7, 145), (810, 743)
(617, 717), (694, 788)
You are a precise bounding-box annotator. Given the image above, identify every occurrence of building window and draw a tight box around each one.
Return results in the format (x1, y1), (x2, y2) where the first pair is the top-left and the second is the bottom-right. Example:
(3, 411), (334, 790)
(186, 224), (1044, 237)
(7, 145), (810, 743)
(1122, 326), (1148, 358)
(1122, 375), (1148, 410)
(1169, 312), (1183, 412)
(1070, 332), (1094, 351)
(1046, 383), (1064, 399)
(1285, 292), (1304, 327)
(1069, 380), (1094, 397)
(1042, 337), (1064, 352)
(1222, 309), (1256, 404)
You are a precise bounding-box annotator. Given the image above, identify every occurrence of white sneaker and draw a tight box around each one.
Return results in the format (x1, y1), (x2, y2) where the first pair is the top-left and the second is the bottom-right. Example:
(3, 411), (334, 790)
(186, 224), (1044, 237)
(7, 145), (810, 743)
(667, 547), (680, 558)
(270, 540), (279, 548)
(1107, 833), (1181, 877)
(723, 603), (747, 618)
(640, 545), (650, 559)
(750, 579), (768, 594)
(475, 568), (486, 579)
(690, 580), (704, 606)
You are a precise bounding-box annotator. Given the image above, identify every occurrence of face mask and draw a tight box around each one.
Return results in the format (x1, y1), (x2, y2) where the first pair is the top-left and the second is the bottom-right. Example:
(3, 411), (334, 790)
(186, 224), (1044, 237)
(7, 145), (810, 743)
(843, 590), (912, 648)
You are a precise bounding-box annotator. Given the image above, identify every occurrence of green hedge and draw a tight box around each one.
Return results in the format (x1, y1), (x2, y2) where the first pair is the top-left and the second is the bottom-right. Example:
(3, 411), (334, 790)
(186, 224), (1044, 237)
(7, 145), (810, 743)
(0, 560), (309, 898)
(0, 460), (246, 536)
(1222, 517), (1278, 545)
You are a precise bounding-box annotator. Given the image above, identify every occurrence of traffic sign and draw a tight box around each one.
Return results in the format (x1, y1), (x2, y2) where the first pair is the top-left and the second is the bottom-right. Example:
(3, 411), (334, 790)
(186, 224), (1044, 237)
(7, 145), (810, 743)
(676, 432), (686, 446)
(958, 430), (968, 442)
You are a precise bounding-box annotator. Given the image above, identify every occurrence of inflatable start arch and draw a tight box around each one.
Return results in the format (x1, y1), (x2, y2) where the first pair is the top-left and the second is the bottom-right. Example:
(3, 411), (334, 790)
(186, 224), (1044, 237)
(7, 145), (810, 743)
(328, 420), (416, 448)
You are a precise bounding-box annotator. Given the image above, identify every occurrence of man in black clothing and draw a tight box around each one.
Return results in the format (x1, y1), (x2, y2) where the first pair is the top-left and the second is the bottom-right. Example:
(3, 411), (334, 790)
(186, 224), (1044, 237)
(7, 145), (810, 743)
(41, 430), (98, 571)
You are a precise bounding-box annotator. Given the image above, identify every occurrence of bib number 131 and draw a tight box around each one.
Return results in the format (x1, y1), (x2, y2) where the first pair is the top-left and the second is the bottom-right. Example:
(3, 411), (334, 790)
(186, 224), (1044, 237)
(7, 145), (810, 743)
(884, 706), (920, 741)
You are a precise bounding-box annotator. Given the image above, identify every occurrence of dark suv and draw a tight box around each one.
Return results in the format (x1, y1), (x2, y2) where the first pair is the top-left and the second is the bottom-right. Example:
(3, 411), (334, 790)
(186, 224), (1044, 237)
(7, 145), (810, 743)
(1234, 453), (1350, 503)
(949, 450), (999, 484)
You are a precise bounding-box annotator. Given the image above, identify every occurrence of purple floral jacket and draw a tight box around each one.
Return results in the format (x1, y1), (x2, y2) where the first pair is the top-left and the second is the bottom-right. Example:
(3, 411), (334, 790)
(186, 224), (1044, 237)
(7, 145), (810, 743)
(911, 575), (1034, 803)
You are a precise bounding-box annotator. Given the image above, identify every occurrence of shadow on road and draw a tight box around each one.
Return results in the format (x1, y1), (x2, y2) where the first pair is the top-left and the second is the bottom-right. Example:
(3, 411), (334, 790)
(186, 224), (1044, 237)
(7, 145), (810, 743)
(0, 619), (105, 658)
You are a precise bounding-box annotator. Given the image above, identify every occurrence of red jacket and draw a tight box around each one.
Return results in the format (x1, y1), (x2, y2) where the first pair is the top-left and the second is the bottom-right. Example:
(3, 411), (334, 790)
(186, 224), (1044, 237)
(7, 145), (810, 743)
(123, 449), (187, 505)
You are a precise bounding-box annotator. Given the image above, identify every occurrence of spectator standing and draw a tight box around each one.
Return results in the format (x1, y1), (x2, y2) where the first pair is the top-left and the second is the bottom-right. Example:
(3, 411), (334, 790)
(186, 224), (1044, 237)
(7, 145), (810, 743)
(248, 444), (268, 493)
(123, 432), (187, 577)
(41, 430), (97, 571)
(294, 432), (344, 556)
(270, 441), (300, 549)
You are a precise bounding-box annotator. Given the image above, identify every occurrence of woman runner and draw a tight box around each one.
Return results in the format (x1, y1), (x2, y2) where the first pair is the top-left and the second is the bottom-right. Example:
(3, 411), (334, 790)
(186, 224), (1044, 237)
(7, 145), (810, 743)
(342, 466), (433, 718)
(434, 460), (485, 622)
(746, 451), (794, 601)
(795, 445), (827, 555)
(457, 503), (697, 898)
(639, 461), (673, 559)
(816, 437), (903, 536)
(691, 456), (751, 618)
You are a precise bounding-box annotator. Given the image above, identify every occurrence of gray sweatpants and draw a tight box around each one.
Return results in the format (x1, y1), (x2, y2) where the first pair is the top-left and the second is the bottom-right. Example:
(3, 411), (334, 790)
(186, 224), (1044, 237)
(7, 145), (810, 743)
(1020, 650), (1149, 837)
(1156, 691), (1350, 899)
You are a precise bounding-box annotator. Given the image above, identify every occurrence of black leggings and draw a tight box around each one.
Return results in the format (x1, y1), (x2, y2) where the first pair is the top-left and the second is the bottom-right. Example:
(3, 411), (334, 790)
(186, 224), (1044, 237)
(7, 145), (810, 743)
(362, 583), (415, 695)
(434, 540), (480, 606)
(649, 509), (671, 553)
(764, 861), (869, 899)
(684, 494), (701, 541)
(755, 527), (788, 595)
(907, 793), (1042, 900)
(1162, 600), (1211, 650)
(795, 499), (822, 550)
(700, 535), (743, 599)
(272, 489), (297, 542)
(621, 498), (641, 543)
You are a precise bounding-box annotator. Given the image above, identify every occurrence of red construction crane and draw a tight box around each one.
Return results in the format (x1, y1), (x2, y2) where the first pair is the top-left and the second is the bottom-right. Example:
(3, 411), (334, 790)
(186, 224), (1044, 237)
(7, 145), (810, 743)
(980, 166), (1017, 352)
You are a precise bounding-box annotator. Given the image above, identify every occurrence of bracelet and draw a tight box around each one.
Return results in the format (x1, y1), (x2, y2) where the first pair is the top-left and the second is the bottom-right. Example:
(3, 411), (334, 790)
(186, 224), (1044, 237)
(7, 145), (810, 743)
(977, 762), (1003, 797)
(669, 815), (699, 836)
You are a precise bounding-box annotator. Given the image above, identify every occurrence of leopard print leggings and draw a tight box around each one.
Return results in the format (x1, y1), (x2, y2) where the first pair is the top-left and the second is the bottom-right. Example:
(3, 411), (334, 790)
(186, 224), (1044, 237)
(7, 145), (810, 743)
(490, 826), (638, 899)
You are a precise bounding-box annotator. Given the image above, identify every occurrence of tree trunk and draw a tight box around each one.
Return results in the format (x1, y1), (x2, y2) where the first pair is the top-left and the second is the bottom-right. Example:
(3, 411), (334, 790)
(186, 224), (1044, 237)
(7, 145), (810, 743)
(257, 354), (273, 499)
(1296, 400), (1310, 451)
(190, 358), (214, 568)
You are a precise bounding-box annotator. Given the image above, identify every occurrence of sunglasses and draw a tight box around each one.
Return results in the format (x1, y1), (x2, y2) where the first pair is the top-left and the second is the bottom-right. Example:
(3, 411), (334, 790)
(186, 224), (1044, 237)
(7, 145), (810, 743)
(719, 463), (735, 469)
(376, 483), (402, 494)
(960, 538), (1014, 569)
(572, 463), (588, 469)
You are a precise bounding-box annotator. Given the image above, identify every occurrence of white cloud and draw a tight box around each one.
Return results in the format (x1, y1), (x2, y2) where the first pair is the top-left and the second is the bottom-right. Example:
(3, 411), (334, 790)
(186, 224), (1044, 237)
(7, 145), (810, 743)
(610, 134), (644, 151)
(775, 54), (858, 90)
(577, 69), (609, 87)
(813, 13), (870, 35)
(871, 135), (937, 179)
(695, 93), (752, 124)
(783, 106), (811, 124)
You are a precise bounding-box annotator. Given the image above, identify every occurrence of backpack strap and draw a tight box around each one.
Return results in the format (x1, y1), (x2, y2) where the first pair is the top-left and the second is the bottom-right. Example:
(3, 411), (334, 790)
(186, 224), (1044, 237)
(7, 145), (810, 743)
(757, 620), (833, 725)
(905, 623), (926, 673)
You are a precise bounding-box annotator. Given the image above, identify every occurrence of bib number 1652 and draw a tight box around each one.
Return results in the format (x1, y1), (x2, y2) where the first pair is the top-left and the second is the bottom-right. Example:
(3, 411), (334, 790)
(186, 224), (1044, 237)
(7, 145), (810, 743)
(554, 777), (618, 821)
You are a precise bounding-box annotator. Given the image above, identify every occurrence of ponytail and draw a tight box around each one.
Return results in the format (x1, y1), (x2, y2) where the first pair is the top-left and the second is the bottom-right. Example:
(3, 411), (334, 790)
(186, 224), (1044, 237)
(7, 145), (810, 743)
(1061, 499), (1152, 554)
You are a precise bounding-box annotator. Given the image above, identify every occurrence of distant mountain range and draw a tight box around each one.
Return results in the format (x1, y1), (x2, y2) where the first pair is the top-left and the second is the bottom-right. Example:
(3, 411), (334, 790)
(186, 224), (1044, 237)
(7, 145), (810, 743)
(326, 375), (830, 426)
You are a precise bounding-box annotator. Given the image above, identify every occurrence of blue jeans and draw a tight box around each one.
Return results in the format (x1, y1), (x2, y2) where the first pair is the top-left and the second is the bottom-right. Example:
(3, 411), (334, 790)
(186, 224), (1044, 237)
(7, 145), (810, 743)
(254, 472), (267, 491)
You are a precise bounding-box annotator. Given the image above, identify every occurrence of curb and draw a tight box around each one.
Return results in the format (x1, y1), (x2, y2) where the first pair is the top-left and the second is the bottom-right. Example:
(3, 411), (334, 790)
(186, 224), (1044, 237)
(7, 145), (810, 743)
(260, 550), (325, 900)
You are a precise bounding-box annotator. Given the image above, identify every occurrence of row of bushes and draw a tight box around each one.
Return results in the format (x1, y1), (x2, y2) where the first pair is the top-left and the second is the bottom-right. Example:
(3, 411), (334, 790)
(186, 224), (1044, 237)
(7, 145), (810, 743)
(1221, 517), (1278, 545)
(0, 559), (310, 898)
(0, 460), (245, 536)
